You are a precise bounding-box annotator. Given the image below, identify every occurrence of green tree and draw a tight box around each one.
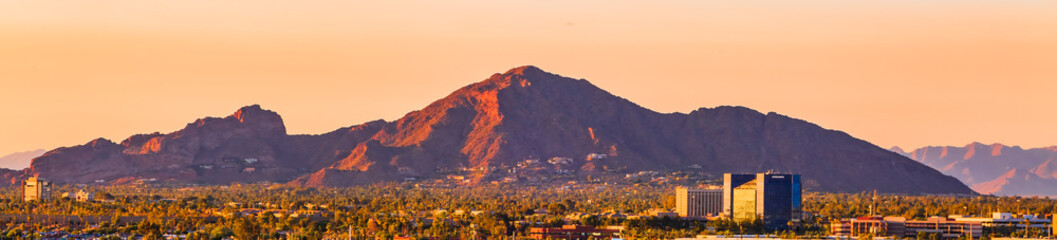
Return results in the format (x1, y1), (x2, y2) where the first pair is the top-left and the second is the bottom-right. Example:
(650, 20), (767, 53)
(210, 226), (234, 240)
(546, 203), (568, 216)
(234, 218), (261, 240)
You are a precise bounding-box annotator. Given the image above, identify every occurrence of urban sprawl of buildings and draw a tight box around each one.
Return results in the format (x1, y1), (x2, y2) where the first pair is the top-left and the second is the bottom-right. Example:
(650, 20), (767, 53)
(15, 174), (1057, 240)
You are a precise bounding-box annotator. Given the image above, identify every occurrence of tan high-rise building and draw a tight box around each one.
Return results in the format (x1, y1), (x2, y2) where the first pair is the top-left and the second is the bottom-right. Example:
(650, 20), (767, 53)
(22, 177), (52, 202)
(676, 187), (722, 218)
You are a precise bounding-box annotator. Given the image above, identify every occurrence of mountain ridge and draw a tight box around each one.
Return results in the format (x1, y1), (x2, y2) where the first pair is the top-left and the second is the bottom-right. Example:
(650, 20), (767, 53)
(0, 149), (46, 170)
(892, 143), (1057, 196)
(8, 66), (972, 194)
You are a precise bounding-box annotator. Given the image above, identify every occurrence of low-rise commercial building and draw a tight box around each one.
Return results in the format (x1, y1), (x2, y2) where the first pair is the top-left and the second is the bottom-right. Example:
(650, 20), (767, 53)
(833, 216), (982, 239)
(528, 225), (621, 240)
(904, 217), (983, 239)
(949, 213), (1051, 231)
(830, 216), (906, 237)
(676, 187), (722, 219)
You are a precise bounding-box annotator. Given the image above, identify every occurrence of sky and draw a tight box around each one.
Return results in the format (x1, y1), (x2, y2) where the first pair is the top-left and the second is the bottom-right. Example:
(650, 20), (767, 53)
(1, 0), (1056, 157)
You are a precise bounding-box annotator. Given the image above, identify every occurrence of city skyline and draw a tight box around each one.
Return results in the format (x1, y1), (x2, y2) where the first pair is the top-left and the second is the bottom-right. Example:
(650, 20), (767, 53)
(2, 0), (1056, 156)
(1, 1), (1056, 239)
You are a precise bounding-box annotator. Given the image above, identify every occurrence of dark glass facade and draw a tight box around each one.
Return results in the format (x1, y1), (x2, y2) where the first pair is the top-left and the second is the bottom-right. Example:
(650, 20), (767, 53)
(722, 173), (802, 230)
(757, 173), (799, 230)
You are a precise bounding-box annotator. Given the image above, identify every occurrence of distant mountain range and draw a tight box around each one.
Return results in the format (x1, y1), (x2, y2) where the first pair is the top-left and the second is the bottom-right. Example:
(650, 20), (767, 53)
(0, 149), (45, 170)
(891, 143), (1057, 196)
(3, 66), (971, 194)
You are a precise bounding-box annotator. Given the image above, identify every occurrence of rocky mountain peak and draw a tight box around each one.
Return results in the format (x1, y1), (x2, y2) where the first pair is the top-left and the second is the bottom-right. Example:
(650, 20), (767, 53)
(232, 104), (268, 121)
(231, 105), (285, 132)
(181, 105), (286, 138)
(88, 138), (117, 148)
(504, 65), (544, 75)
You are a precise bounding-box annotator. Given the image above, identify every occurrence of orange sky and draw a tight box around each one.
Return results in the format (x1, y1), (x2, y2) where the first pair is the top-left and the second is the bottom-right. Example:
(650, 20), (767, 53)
(1, 0), (1056, 156)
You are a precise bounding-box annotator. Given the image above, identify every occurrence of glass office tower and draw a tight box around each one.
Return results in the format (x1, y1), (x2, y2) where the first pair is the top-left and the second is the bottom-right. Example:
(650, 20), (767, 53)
(723, 173), (802, 230)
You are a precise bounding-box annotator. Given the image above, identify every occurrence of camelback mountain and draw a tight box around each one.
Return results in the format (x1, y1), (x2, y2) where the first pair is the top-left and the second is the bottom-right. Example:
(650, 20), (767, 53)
(892, 143), (1057, 196)
(6, 66), (971, 194)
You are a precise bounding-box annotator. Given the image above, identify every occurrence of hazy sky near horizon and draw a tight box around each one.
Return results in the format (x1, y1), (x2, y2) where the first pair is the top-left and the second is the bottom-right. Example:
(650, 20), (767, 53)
(1, 0), (1056, 156)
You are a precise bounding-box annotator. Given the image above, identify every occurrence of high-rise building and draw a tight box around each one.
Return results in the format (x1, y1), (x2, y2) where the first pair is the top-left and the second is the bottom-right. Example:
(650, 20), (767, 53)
(676, 187), (722, 218)
(723, 173), (758, 221)
(722, 173), (802, 230)
(22, 177), (52, 202)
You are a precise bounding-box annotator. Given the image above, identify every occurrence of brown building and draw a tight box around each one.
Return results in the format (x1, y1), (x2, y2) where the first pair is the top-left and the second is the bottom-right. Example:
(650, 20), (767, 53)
(904, 217), (982, 239)
(833, 216), (982, 239)
(676, 187), (722, 218)
(831, 217), (906, 237)
(529, 225), (620, 240)
(22, 177), (51, 202)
